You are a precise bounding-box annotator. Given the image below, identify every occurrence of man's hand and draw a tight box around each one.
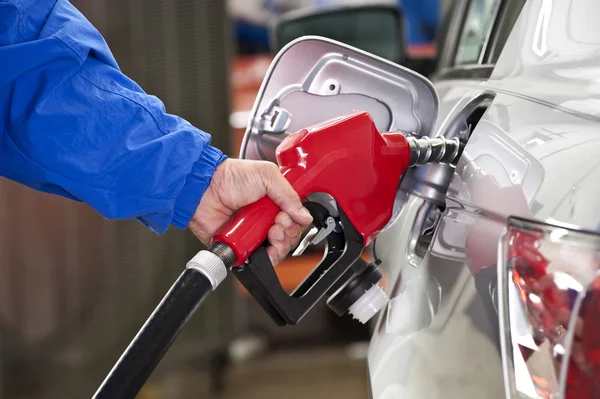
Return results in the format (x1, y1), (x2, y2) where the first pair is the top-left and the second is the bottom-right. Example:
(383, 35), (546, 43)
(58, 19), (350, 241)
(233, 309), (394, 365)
(189, 159), (313, 265)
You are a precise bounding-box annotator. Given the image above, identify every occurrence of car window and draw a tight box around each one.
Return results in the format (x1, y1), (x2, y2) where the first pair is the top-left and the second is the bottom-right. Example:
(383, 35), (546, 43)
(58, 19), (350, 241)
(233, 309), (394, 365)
(488, 0), (526, 63)
(454, 0), (501, 66)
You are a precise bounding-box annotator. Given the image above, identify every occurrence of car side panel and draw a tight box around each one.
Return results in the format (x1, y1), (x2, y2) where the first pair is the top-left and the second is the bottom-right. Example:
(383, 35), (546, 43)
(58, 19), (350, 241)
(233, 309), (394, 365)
(368, 79), (506, 399)
(369, 0), (600, 397)
(369, 85), (600, 399)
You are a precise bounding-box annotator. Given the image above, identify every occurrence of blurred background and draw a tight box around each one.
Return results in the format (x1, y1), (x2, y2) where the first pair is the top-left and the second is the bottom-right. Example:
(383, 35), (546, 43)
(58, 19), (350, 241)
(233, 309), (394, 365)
(0, 0), (455, 398)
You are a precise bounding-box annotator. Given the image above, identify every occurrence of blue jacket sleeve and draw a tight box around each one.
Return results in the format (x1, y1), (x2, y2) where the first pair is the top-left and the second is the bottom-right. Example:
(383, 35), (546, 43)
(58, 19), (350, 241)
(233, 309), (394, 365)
(0, 0), (227, 234)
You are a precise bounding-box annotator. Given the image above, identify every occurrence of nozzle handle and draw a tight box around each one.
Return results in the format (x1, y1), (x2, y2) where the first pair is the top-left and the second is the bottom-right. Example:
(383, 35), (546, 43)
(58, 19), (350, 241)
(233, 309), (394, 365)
(213, 196), (280, 265)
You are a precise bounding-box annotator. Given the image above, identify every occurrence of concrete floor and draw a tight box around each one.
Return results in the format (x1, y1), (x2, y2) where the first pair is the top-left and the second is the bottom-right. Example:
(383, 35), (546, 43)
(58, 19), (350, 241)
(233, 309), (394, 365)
(139, 346), (369, 399)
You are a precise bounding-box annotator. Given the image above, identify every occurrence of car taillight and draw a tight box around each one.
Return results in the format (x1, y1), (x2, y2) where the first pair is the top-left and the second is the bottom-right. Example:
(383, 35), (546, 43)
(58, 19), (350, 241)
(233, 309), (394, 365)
(498, 216), (600, 399)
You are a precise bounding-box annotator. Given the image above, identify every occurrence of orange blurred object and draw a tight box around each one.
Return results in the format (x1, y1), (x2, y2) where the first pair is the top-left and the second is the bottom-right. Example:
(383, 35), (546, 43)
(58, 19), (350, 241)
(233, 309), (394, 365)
(229, 55), (273, 157)
(235, 251), (375, 296)
(407, 42), (437, 59)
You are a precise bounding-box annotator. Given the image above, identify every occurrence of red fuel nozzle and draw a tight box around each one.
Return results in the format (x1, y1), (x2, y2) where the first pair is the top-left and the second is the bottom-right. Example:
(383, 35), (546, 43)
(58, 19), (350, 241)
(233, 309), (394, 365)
(212, 111), (464, 326)
(213, 111), (412, 266)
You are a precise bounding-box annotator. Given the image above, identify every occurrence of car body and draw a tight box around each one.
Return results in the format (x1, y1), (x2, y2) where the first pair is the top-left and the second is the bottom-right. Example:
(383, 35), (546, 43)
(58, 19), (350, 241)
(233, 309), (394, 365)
(243, 0), (600, 397)
(371, 0), (600, 397)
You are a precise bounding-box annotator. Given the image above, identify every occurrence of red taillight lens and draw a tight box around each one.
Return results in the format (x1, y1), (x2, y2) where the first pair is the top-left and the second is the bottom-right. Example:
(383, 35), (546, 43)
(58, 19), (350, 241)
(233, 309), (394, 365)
(499, 217), (600, 399)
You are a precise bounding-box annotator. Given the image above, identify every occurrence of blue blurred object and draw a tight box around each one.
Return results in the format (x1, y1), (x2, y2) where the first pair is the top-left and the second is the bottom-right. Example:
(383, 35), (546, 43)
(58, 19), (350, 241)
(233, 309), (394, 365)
(233, 0), (442, 55)
(398, 0), (441, 46)
(0, 0), (226, 235)
(234, 20), (271, 54)
(234, 0), (282, 53)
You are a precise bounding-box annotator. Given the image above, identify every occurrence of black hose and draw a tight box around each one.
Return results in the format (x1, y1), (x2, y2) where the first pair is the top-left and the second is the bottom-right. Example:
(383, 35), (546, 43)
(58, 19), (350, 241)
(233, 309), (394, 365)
(92, 268), (213, 399)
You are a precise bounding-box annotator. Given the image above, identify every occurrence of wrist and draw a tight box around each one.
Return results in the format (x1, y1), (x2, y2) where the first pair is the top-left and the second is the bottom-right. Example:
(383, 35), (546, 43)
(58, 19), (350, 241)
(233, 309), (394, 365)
(172, 145), (227, 231)
(188, 159), (232, 244)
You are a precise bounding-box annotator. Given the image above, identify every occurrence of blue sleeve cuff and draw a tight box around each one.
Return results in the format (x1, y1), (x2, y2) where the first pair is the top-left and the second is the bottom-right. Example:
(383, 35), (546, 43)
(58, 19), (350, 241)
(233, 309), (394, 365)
(171, 144), (227, 230)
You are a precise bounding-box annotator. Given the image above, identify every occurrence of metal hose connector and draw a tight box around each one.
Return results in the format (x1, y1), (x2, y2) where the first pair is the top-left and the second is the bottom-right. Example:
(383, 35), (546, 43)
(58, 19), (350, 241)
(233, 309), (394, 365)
(209, 242), (236, 266)
(186, 243), (235, 290)
(407, 136), (464, 167)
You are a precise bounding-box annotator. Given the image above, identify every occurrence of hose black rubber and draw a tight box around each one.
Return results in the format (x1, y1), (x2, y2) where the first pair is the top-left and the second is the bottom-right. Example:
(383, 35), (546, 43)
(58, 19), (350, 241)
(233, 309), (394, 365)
(92, 268), (213, 399)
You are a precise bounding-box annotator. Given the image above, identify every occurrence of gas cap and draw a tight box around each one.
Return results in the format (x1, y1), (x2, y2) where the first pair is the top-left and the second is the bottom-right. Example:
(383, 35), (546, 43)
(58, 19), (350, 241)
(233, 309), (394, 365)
(327, 259), (389, 324)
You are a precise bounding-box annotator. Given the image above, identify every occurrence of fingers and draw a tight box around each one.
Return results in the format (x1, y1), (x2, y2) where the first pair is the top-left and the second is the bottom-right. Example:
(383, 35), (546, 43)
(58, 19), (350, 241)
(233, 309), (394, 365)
(267, 224), (292, 266)
(266, 246), (279, 266)
(275, 211), (303, 244)
(266, 223), (287, 266)
(266, 211), (304, 266)
(260, 163), (313, 226)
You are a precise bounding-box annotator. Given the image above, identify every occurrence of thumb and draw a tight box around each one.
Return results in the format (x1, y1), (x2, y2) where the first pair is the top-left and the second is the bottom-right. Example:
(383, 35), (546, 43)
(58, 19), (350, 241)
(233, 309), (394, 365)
(260, 162), (313, 226)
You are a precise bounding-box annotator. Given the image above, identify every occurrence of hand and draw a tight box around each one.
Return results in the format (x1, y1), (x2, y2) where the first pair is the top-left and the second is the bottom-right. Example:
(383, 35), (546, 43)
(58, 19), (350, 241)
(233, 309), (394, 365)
(189, 159), (313, 265)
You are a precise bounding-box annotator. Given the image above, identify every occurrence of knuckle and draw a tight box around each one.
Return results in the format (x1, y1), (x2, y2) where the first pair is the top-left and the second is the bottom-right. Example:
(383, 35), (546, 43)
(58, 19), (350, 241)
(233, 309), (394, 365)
(275, 212), (286, 224)
(259, 162), (280, 186)
(262, 162), (278, 175)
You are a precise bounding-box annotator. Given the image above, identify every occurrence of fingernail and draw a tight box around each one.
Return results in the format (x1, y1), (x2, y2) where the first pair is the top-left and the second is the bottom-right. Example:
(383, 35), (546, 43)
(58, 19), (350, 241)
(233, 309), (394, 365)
(281, 213), (293, 228)
(267, 247), (278, 266)
(275, 227), (285, 241)
(298, 208), (312, 221)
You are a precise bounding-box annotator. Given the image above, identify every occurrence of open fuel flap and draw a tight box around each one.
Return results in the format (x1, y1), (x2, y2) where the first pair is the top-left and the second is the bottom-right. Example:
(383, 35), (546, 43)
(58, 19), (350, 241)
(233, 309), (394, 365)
(239, 36), (439, 163)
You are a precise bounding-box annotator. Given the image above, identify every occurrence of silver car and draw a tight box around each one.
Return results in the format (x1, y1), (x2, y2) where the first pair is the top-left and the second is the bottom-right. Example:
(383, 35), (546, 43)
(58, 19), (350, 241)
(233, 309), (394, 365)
(241, 0), (600, 398)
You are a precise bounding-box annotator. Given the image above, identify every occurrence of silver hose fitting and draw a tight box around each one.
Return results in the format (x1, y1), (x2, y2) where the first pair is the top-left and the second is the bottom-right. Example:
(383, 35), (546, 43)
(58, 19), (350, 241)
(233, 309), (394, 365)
(407, 136), (464, 167)
(186, 243), (235, 290)
(209, 242), (236, 266)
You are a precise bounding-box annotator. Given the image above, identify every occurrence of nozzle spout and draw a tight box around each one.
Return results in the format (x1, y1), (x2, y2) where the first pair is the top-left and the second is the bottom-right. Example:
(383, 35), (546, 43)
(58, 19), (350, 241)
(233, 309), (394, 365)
(407, 136), (464, 167)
